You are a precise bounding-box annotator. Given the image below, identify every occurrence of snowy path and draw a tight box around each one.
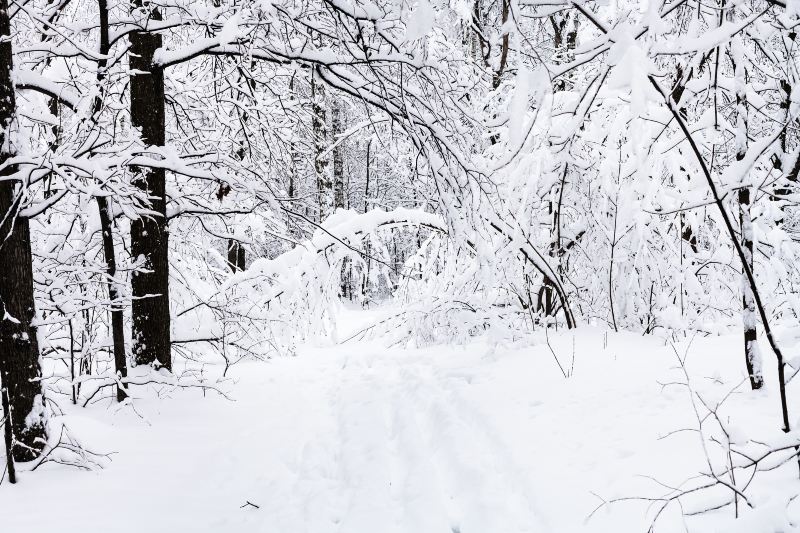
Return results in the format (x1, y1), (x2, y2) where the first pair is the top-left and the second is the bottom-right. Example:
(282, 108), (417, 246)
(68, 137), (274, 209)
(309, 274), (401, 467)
(0, 328), (761, 532)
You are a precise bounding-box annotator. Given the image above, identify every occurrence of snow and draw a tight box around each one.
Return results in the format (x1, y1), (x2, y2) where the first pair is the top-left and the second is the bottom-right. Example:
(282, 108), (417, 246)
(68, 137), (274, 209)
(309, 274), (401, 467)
(7, 0), (800, 529)
(508, 67), (532, 147)
(607, 29), (654, 116)
(404, 0), (436, 42)
(218, 12), (242, 46)
(4, 309), (799, 532)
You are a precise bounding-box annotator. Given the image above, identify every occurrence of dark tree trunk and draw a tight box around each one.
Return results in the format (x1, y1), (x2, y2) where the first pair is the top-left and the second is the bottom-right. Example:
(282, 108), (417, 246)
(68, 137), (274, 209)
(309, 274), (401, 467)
(95, 0), (127, 400)
(227, 240), (246, 272)
(362, 140), (371, 302)
(286, 75), (301, 245)
(288, 162), (297, 244)
(228, 241), (237, 272)
(130, 3), (171, 370)
(224, 70), (251, 274)
(470, 0), (483, 62)
(98, 197), (128, 399)
(539, 18), (576, 320)
(312, 67), (332, 222)
(739, 187), (763, 389)
(550, 13), (577, 92)
(0, 0), (47, 461)
(332, 99), (351, 297)
(2, 386), (16, 482)
(731, 30), (763, 390)
(332, 100), (345, 210)
(774, 43), (798, 220)
(492, 0), (509, 90)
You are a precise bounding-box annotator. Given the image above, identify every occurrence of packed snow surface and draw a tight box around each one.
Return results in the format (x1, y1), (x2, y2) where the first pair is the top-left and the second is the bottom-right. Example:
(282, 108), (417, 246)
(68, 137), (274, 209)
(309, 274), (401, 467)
(2, 311), (799, 532)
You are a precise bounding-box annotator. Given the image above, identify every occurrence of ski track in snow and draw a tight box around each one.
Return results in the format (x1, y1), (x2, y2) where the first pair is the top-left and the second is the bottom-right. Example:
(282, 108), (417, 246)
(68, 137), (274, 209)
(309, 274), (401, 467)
(283, 350), (547, 533)
(1, 327), (779, 532)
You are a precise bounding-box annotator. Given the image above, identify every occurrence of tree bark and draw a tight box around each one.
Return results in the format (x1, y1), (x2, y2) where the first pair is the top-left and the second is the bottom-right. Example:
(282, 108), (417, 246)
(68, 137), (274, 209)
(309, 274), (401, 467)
(539, 16), (577, 320)
(0, 0), (47, 461)
(130, 2), (171, 370)
(2, 386), (16, 482)
(227, 240), (245, 272)
(287, 75), (301, 244)
(550, 13), (577, 92)
(738, 187), (763, 389)
(95, 0), (127, 400)
(312, 67), (332, 222)
(730, 26), (763, 390)
(492, 0), (509, 90)
(98, 196), (128, 399)
(332, 99), (345, 210)
(331, 99), (351, 296)
(362, 140), (371, 301)
(224, 68), (253, 273)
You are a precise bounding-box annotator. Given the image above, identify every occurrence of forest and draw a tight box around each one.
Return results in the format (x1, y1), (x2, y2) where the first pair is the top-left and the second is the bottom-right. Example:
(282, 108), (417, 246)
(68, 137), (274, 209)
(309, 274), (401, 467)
(1, 0), (800, 530)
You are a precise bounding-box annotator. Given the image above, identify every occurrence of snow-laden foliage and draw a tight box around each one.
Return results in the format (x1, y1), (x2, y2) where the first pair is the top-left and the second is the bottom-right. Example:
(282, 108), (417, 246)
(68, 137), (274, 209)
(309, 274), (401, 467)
(2, 0), (798, 400)
(1, 0), (797, 383)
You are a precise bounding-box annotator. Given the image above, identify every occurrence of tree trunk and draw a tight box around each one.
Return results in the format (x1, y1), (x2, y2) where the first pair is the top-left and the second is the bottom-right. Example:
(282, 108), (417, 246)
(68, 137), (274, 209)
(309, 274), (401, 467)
(312, 67), (332, 222)
(95, 0), (127, 401)
(492, 0), (509, 90)
(0, 0), (47, 461)
(129, 2), (171, 370)
(739, 187), (763, 389)
(773, 43), (798, 221)
(362, 140), (372, 302)
(224, 68), (252, 273)
(470, 0), (483, 63)
(2, 386), (16, 482)
(332, 99), (345, 210)
(331, 99), (352, 297)
(550, 13), (578, 92)
(731, 30), (763, 390)
(227, 240), (246, 272)
(98, 196), (128, 400)
(539, 17), (577, 320)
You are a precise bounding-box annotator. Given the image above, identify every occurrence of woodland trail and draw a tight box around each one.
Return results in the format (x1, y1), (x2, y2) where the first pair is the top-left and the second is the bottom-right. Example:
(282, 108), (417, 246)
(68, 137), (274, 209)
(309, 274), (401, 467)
(1, 327), (731, 533)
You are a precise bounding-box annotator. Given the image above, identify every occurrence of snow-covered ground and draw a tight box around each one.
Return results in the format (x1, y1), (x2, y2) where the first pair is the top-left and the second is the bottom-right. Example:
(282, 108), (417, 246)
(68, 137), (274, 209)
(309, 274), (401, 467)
(3, 312), (799, 532)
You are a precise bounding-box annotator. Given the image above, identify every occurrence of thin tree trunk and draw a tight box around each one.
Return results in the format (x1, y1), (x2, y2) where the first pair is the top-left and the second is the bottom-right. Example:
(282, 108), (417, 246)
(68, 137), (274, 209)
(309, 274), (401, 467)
(732, 32), (763, 389)
(492, 0), (509, 90)
(773, 35), (798, 223)
(470, 0), (483, 62)
(225, 68), (252, 273)
(1, 385), (16, 482)
(0, 0), (47, 461)
(537, 15), (578, 321)
(331, 99), (351, 296)
(312, 67), (332, 223)
(739, 187), (762, 389)
(130, 1), (171, 370)
(95, 0), (127, 400)
(288, 164), (296, 245)
(362, 140), (371, 302)
(646, 73), (793, 450)
(608, 189), (619, 332)
(227, 240), (245, 272)
(332, 100), (345, 210)
(98, 196), (128, 399)
(550, 13), (577, 92)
